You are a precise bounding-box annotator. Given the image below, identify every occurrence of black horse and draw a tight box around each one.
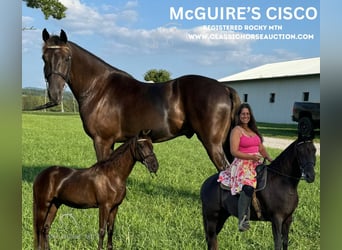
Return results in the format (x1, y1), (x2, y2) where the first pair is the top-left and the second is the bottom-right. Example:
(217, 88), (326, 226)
(200, 132), (316, 250)
(35, 29), (241, 171)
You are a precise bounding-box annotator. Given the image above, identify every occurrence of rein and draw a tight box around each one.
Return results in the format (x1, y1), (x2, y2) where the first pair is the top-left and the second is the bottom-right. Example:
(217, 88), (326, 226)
(266, 166), (302, 181)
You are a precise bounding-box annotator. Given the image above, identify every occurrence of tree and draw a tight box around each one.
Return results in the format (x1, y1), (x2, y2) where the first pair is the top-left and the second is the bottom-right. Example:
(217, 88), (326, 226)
(144, 69), (171, 83)
(23, 0), (67, 20)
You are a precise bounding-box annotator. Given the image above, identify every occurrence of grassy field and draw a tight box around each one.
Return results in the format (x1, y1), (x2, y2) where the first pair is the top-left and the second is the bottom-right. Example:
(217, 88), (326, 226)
(22, 113), (320, 249)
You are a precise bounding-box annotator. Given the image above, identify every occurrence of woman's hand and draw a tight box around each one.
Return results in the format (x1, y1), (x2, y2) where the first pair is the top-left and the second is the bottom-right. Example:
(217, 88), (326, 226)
(251, 154), (262, 162)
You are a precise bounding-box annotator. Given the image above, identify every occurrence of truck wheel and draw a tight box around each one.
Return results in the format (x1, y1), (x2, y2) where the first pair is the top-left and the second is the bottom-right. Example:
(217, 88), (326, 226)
(298, 116), (313, 136)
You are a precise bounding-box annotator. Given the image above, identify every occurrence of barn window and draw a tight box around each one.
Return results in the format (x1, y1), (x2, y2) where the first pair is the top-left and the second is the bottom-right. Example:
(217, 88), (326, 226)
(269, 93), (275, 103)
(243, 94), (248, 102)
(303, 92), (309, 101)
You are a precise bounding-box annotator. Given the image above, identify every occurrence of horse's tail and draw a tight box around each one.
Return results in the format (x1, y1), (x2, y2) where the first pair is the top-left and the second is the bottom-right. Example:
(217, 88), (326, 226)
(223, 85), (241, 163)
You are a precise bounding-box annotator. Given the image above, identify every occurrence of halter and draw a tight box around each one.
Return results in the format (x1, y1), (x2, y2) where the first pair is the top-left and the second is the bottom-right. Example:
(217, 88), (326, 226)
(267, 140), (314, 181)
(44, 45), (72, 84)
(135, 138), (156, 166)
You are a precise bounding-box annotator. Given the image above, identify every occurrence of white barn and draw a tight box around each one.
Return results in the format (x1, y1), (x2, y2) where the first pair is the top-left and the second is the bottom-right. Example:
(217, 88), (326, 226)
(219, 57), (320, 124)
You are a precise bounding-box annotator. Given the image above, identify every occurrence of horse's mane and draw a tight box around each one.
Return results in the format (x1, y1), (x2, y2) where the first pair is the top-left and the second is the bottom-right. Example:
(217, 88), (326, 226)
(92, 136), (138, 171)
(43, 34), (133, 78)
(67, 41), (133, 78)
(267, 139), (297, 170)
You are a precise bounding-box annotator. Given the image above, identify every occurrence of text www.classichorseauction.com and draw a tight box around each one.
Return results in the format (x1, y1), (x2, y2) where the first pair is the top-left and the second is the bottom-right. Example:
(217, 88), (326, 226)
(186, 24), (315, 41)
(187, 31), (315, 41)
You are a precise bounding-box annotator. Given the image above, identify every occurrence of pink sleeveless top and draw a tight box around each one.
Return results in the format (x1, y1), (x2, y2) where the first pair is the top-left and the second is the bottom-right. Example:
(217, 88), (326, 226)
(238, 134), (261, 154)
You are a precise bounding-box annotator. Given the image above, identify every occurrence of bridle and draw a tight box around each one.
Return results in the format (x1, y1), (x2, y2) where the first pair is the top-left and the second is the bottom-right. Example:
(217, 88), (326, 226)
(135, 138), (156, 168)
(296, 140), (315, 180)
(44, 45), (72, 85)
(267, 140), (315, 181)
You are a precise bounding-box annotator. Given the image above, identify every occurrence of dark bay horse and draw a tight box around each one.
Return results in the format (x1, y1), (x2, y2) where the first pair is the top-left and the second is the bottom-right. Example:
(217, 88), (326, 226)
(200, 133), (316, 250)
(36, 28), (240, 171)
(33, 131), (158, 250)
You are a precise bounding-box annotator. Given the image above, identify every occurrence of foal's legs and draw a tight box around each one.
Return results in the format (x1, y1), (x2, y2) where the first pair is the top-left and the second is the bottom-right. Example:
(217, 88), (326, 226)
(98, 206), (111, 250)
(34, 203), (59, 250)
(107, 206), (119, 250)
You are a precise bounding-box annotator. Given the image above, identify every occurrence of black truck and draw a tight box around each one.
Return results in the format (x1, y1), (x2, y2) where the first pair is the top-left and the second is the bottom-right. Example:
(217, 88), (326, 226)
(292, 102), (320, 129)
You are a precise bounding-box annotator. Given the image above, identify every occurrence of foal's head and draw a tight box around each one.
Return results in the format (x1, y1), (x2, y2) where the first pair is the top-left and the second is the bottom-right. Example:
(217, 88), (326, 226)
(134, 131), (159, 174)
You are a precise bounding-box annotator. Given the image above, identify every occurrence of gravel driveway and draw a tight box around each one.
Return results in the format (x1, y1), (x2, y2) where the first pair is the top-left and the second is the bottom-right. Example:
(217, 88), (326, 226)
(263, 137), (320, 156)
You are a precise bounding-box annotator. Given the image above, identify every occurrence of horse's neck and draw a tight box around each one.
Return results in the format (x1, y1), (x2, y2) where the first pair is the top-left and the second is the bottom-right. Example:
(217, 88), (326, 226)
(107, 143), (137, 180)
(67, 42), (131, 106)
(270, 142), (300, 179)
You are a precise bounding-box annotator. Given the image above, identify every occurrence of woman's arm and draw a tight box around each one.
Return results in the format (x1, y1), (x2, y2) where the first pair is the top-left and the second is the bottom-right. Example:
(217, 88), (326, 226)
(259, 143), (273, 162)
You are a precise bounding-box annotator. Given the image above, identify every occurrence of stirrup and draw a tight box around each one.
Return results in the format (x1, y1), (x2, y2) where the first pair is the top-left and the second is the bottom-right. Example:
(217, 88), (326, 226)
(238, 215), (250, 232)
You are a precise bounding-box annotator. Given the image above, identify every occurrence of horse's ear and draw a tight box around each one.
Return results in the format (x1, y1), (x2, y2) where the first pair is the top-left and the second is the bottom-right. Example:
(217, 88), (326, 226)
(298, 119), (314, 141)
(42, 28), (50, 42)
(60, 29), (68, 43)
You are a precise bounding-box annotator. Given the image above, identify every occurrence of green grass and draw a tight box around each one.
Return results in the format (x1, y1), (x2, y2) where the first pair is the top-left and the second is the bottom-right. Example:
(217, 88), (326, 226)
(257, 122), (320, 141)
(22, 113), (320, 249)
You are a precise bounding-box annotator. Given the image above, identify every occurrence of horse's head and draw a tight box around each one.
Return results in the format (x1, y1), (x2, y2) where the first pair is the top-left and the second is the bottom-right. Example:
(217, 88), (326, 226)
(295, 120), (316, 183)
(36, 29), (72, 109)
(135, 130), (159, 174)
(295, 138), (316, 183)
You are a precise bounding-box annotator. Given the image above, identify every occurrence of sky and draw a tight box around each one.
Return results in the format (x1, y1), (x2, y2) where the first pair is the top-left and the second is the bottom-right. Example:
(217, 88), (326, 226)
(22, 0), (320, 88)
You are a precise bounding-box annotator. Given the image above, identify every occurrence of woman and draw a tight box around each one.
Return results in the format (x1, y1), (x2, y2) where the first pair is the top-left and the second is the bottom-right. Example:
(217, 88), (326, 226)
(218, 103), (272, 232)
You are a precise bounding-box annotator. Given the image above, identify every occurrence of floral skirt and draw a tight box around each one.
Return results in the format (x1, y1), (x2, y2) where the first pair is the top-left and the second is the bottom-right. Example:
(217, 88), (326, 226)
(218, 155), (261, 195)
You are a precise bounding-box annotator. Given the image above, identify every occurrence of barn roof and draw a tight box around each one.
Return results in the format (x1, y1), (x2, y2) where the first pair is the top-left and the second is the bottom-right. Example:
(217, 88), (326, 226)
(218, 57), (320, 82)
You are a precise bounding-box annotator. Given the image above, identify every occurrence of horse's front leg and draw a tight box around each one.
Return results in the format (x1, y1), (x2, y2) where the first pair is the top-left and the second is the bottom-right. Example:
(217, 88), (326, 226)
(205, 219), (219, 250)
(98, 206), (110, 250)
(271, 217), (284, 250)
(281, 215), (293, 250)
(107, 206), (119, 250)
(202, 142), (230, 172)
(94, 137), (114, 161)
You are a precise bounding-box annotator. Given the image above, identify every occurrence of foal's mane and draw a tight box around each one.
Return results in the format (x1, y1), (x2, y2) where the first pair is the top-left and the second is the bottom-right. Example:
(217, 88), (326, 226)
(92, 136), (138, 171)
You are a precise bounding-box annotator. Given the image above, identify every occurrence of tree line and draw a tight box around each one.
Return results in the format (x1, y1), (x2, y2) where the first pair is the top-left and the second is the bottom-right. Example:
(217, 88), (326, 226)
(22, 69), (171, 112)
(22, 88), (79, 112)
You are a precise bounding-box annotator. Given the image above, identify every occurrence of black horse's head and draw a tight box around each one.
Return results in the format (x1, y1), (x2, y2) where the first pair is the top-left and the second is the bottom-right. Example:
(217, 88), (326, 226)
(135, 130), (159, 174)
(35, 29), (72, 110)
(296, 123), (316, 183)
(296, 140), (316, 183)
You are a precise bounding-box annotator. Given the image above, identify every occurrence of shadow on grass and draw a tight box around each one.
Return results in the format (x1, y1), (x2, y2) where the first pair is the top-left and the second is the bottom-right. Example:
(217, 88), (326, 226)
(126, 175), (202, 202)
